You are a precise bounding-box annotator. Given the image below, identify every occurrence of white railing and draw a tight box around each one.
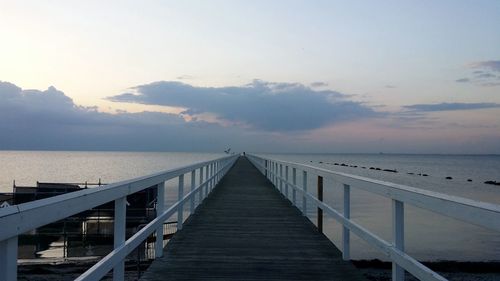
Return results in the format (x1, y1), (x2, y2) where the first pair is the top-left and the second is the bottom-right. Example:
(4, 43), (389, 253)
(0, 154), (239, 281)
(246, 154), (500, 281)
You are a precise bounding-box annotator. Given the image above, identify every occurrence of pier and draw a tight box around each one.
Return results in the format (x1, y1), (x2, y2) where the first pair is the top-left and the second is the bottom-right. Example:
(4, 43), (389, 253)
(140, 157), (365, 280)
(1, 154), (500, 281)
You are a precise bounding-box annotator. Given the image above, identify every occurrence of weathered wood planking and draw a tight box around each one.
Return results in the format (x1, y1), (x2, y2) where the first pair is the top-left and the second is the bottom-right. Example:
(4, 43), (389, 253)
(141, 157), (366, 281)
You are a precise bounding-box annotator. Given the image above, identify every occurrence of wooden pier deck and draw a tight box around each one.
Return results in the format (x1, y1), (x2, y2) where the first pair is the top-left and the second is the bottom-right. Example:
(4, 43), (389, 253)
(141, 157), (367, 280)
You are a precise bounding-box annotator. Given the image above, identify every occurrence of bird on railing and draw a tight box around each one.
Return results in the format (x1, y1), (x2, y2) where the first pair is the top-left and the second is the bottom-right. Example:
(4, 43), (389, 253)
(224, 148), (231, 154)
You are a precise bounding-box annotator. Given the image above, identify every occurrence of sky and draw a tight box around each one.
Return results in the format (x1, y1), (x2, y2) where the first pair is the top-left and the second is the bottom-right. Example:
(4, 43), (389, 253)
(1, 0), (499, 153)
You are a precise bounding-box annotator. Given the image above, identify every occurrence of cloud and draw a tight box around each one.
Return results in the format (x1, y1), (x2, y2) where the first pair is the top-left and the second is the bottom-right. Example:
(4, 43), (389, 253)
(0, 81), (284, 151)
(310, 81), (328, 87)
(403, 102), (500, 112)
(456, 60), (500, 87)
(470, 60), (500, 72)
(107, 80), (378, 131)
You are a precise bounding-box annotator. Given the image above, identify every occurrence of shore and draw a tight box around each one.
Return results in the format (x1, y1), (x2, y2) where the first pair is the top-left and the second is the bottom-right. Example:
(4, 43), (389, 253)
(353, 260), (500, 281)
(17, 259), (500, 281)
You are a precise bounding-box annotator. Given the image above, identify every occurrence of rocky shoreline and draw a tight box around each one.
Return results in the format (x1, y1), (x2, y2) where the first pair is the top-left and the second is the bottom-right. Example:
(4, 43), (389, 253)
(353, 260), (500, 281)
(17, 259), (500, 281)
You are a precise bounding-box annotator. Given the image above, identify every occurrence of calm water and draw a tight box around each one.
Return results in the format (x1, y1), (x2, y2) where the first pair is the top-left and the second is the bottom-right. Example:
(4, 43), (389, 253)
(1, 151), (499, 261)
(259, 153), (500, 261)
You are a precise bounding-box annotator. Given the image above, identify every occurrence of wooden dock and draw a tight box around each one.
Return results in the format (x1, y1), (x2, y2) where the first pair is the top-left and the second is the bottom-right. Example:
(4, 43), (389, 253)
(141, 157), (367, 280)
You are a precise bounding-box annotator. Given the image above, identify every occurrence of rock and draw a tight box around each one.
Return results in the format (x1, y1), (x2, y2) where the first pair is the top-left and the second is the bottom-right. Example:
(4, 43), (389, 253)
(383, 169), (398, 173)
(407, 172), (414, 175)
(446, 176), (453, 180)
(467, 179), (472, 182)
(422, 174), (429, 177)
(484, 180), (500, 186)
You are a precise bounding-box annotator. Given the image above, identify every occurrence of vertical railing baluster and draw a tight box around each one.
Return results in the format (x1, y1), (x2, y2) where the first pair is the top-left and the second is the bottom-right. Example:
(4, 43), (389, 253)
(317, 176), (323, 233)
(205, 165), (209, 198)
(302, 171), (308, 216)
(155, 182), (165, 258)
(210, 163), (214, 192)
(292, 168), (297, 205)
(113, 196), (127, 281)
(392, 199), (405, 281)
(343, 184), (350, 260)
(274, 162), (277, 187)
(279, 164), (283, 194)
(265, 160), (268, 178)
(217, 161), (220, 183)
(190, 171), (195, 214)
(178, 175), (184, 230)
(285, 166), (289, 199)
(199, 166), (204, 204)
(0, 236), (18, 281)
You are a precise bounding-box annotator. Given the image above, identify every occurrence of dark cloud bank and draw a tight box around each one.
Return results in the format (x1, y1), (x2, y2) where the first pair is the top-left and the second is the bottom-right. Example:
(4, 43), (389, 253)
(2, 80), (500, 153)
(108, 80), (377, 131)
(0, 80), (377, 151)
(403, 102), (500, 112)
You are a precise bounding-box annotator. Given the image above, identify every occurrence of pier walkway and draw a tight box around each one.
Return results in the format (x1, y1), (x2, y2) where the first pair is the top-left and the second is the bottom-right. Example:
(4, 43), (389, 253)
(141, 157), (366, 280)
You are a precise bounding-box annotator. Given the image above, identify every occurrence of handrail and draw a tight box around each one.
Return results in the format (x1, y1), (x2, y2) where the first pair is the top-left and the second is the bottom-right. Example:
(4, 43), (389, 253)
(0, 154), (239, 281)
(246, 154), (500, 281)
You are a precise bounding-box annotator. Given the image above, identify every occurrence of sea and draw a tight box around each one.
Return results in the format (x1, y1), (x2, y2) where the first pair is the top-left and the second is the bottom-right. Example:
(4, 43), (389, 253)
(1, 151), (499, 262)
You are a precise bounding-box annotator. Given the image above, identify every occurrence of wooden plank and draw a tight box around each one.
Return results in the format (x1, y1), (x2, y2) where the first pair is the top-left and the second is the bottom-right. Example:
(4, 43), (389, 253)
(141, 157), (366, 281)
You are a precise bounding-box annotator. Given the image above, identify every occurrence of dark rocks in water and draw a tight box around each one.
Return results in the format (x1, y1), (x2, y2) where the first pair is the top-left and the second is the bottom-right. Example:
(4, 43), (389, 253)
(383, 169), (398, 173)
(375, 168), (381, 171)
(319, 161), (323, 164)
(341, 163), (348, 167)
(334, 163), (339, 166)
(362, 167), (367, 169)
(446, 176), (453, 180)
(369, 167), (375, 170)
(467, 179), (472, 182)
(407, 172), (414, 175)
(353, 165), (358, 168)
(310, 161), (313, 162)
(422, 174), (429, 177)
(484, 180), (500, 186)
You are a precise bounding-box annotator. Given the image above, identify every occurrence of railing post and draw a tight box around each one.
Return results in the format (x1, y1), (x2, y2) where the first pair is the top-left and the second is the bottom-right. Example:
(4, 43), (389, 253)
(279, 164), (283, 194)
(343, 184), (350, 260)
(190, 170), (196, 213)
(113, 196), (126, 281)
(155, 182), (165, 258)
(178, 175), (184, 230)
(285, 165), (289, 199)
(392, 199), (405, 281)
(0, 236), (18, 281)
(205, 165), (209, 198)
(317, 176), (323, 233)
(199, 166), (204, 204)
(265, 160), (268, 178)
(302, 171), (307, 216)
(210, 163), (214, 191)
(274, 162), (277, 186)
(292, 168), (297, 205)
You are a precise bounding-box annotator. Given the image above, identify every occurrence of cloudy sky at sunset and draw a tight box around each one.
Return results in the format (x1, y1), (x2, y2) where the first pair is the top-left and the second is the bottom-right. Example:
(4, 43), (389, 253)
(1, 1), (499, 153)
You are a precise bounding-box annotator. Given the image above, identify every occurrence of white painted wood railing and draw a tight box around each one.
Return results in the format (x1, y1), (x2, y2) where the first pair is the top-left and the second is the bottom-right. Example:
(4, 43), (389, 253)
(0, 154), (238, 281)
(246, 154), (500, 281)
